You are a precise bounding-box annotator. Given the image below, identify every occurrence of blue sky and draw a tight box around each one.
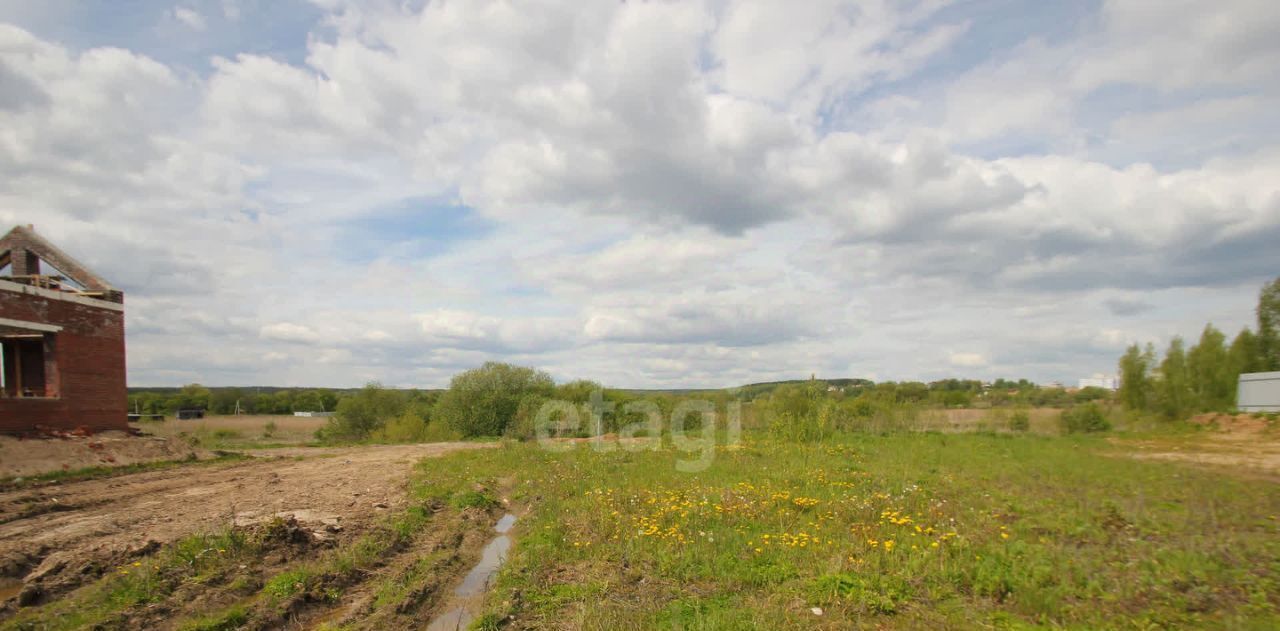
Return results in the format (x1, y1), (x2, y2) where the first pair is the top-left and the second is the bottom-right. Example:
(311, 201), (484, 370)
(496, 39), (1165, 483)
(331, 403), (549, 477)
(1, 0), (1277, 388)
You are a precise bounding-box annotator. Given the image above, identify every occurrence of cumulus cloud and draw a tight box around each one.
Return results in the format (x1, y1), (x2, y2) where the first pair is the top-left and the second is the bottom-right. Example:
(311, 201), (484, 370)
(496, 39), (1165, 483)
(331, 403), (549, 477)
(0, 0), (1275, 387)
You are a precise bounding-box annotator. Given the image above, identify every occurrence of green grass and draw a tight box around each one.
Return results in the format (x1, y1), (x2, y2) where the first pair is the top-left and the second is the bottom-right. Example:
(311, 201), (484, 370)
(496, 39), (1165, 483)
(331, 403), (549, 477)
(0, 528), (259, 631)
(7, 431), (1276, 629)
(420, 433), (1280, 629)
(176, 605), (248, 631)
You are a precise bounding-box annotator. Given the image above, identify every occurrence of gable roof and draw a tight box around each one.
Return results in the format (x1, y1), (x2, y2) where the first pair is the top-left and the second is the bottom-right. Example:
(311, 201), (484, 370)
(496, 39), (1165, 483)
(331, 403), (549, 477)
(0, 225), (118, 294)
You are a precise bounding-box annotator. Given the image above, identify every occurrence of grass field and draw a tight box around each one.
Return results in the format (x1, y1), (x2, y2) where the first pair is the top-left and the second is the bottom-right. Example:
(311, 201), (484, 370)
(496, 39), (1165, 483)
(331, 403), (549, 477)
(455, 432), (1280, 629)
(131, 415), (326, 449)
(5, 429), (1278, 629)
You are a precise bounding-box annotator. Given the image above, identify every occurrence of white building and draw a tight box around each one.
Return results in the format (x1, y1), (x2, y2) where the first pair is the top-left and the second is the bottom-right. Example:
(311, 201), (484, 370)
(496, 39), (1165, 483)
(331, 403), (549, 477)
(1238, 371), (1280, 412)
(1078, 375), (1119, 390)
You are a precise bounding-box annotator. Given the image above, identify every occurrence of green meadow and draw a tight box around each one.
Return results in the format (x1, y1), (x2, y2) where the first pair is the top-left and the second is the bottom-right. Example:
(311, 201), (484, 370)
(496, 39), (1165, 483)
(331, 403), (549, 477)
(429, 432), (1280, 629)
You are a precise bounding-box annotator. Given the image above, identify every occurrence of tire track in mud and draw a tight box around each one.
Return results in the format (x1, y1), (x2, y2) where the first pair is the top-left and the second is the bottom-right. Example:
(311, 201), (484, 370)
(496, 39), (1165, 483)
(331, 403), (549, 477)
(0, 442), (494, 603)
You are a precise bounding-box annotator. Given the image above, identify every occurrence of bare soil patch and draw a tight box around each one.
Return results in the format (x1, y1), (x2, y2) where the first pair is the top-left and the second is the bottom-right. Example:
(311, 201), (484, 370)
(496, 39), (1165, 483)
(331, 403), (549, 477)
(0, 442), (493, 605)
(1122, 413), (1280, 480)
(0, 433), (209, 479)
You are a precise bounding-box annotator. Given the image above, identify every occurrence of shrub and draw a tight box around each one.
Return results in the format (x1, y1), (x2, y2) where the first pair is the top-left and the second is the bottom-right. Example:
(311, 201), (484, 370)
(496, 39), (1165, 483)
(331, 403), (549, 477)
(1010, 410), (1031, 432)
(433, 362), (555, 437)
(320, 383), (408, 441)
(373, 413), (461, 443)
(763, 382), (835, 441)
(1060, 403), (1111, 433)
(505, 394), (555, 440)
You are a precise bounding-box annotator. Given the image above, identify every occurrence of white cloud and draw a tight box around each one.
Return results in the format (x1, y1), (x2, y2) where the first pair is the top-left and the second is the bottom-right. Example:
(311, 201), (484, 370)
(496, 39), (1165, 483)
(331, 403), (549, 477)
(0, 1), (1276, 388)
(171, 7), (206, 31)
(949, 353), (988, 368)
(260, 322), (321, 343)
(220, 1), (241, 21)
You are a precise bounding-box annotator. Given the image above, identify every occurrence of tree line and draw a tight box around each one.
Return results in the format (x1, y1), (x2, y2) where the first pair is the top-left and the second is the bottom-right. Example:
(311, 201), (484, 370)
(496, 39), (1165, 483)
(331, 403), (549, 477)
(128, 385), (347, 416)
(1118, 276), (1280, 419)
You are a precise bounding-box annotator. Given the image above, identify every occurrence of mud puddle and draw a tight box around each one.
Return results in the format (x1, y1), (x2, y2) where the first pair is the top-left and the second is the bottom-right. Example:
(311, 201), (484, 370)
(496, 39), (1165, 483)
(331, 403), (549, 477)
(426, 513), (517, 631)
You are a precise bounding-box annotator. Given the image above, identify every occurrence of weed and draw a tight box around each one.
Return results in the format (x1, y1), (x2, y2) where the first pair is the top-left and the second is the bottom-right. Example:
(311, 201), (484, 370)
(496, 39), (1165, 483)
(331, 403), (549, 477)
(450, 489), (499, 510)
(177, 605), (248, 631)
(262, 568), (312, 601)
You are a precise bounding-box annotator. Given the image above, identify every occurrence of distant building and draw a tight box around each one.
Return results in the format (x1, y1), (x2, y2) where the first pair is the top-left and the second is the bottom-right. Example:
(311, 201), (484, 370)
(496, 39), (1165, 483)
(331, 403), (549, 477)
(0, 225), (128, 434)
(1238, 371), (1280, 412)
(1078, 375), (1119, 391)
(293, 411), (335, 418)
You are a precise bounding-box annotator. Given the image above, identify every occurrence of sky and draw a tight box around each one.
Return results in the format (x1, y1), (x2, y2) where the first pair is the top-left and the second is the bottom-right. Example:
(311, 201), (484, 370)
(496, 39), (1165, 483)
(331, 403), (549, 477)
(1, 0), (1277, 389)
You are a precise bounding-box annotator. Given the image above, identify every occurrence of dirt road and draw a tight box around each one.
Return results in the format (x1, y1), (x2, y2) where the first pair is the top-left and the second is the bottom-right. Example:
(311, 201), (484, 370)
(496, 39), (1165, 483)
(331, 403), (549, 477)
(0, 442), (493, 598)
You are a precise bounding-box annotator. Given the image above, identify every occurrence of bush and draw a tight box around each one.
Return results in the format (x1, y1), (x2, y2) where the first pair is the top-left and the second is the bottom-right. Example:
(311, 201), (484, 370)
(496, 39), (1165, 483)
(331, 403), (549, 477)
(763, 382), (832, 442)
(433, 362), (555, 437)
(1010, 410), (1030, 432)
(320, 383), (408, 441)
(1060, 403), (1111, 434)
(373, 413), (461, 443)
(505, 394), (555, 440)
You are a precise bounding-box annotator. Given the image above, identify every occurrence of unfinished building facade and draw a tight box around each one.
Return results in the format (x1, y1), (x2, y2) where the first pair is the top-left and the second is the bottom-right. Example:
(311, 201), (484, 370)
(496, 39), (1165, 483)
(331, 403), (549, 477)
(0, 225), (127, 433)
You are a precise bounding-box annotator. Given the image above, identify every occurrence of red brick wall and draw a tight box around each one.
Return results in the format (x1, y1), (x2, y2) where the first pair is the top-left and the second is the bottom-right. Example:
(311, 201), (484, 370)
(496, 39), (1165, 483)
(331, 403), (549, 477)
(0, 285), (127, 433)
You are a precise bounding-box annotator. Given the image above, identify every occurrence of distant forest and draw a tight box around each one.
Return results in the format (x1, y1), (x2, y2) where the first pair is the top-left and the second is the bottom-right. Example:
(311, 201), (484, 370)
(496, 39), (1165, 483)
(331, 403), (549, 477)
(128, 375), (1104, 417)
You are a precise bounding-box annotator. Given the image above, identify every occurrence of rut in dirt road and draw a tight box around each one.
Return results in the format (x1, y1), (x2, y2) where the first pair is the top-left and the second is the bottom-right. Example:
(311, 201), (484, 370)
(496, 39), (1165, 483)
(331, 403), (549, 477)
(0, 442), (494, 601)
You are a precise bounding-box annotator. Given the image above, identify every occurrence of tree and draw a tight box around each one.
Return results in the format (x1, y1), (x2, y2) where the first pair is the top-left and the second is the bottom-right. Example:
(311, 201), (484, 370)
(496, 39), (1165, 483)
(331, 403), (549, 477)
(1258, 277), (1280, 371)
(210, 388), (243, 414)
(1186, 324), (1233, 412)
(433, 362), (555, 437)
(168, 383), (212, 413)
(293, 390), (323, 413)
(323, 382), (408, 440)
(318, 390), (340, 413)
(1229, 328), (1263, 376)
(1157, 337), (1192, 419)
(271, 390), (295, 414)
(1118, 343), (1155, 411)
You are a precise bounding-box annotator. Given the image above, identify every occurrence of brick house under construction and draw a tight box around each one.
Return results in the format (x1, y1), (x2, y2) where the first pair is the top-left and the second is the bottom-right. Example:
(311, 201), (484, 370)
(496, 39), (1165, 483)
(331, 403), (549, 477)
(0, 225), (128, 433)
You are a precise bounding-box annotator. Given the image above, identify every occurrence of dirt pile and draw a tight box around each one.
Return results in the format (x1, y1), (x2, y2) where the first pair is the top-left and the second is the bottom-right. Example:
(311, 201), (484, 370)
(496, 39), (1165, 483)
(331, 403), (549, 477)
(1124, 414), (1280, 479)
(0, 433), (209, 479)
(1188, 412), (1276, 436)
